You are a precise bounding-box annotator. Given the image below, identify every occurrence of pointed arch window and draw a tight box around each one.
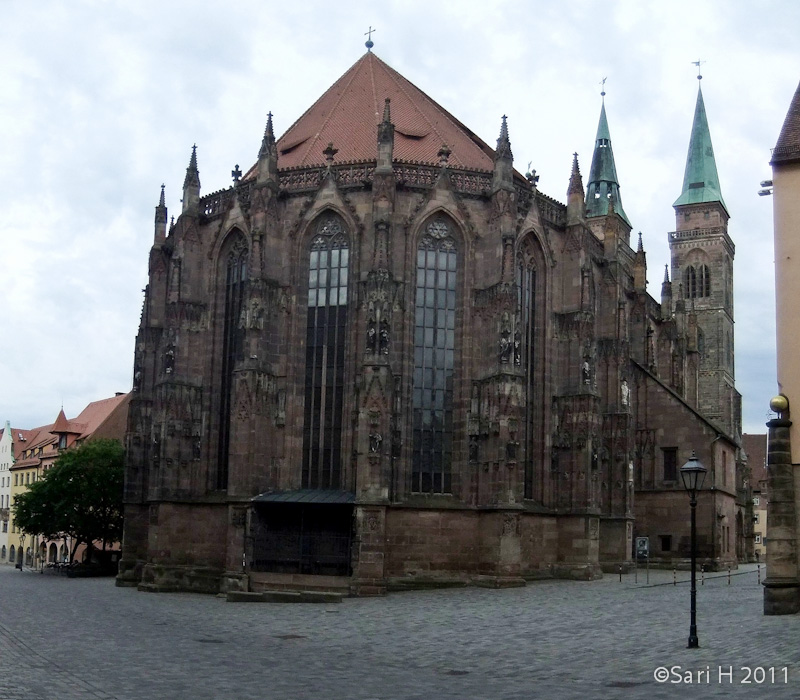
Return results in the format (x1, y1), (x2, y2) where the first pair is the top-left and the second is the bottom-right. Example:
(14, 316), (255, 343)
(217, 235), (248, 490)
(517, 255), (536, 498)
(412, 219), (457, 494)
(302, 216), (349, 490)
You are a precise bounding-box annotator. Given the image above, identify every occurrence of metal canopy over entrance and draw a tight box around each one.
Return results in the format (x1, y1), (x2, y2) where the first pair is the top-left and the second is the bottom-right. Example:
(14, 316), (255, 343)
(250, 491), (354, 577)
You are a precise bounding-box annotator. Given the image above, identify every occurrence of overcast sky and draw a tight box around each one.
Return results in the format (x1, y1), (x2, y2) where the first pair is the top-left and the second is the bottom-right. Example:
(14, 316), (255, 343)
(1, 0), (797, 435)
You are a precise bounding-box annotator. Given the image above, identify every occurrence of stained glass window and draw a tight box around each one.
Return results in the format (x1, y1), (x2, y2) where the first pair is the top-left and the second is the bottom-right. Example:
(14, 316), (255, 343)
(217, 235), (248, 489)
(518, 259), (536, 498)
(412, 219), (457, 494)
(302, 216), (349, 489)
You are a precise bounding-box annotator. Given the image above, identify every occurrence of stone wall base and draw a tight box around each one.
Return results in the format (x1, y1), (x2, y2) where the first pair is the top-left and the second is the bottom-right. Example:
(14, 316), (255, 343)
(140, 563), (223, 594)
(552, 563), (603, 580)
(115, 557), (145, 587)
(763, 578), (800, 615)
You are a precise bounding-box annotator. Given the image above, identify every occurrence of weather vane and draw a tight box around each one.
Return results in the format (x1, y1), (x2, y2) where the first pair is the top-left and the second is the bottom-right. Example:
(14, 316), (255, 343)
(691, 60), (705, 80)
(600, 77), (607, 98)
(365, 26), (376, 52)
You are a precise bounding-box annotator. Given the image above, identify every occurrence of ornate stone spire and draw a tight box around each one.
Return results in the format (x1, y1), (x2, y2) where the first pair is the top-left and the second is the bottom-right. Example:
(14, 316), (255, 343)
(182, 145), (201, 213)
(633, 231), (647, 289)
(493, 115), (513, 191)
(376, 98), (395, 174)
(257, 112), (279, 184)
(568, 152), (584, 196)
(585, 99), (631, 226)
(495, 115), (513, 161)
(154, 184), (167, 246)
(260, 112), (275, 155)
(661, 263), (673, 317)
(567, 153), (585, 225)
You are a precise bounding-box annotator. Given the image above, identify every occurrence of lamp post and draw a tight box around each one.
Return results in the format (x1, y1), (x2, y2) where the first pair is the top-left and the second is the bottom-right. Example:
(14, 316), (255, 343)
(680, 451), (707, 648)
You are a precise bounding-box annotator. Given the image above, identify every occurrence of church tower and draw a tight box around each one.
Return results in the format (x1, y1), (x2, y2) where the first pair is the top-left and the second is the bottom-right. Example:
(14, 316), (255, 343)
(670, 77), (738, 436)
(584, 94), (632, 244)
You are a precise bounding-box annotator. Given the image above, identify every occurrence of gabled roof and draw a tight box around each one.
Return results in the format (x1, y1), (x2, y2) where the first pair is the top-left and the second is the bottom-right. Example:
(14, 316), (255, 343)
(585, 101), (631, 226)
(272, 51), (497, 171)
(674, 84), (728, 213)
(772, 79), (800, 165)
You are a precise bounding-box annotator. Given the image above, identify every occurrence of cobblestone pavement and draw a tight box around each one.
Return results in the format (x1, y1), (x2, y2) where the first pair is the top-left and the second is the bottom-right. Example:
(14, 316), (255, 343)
(1, 563), (799, 699)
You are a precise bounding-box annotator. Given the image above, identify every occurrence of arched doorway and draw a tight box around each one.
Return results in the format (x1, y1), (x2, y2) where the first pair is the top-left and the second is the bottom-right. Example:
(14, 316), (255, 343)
(49, 543), (58, 563)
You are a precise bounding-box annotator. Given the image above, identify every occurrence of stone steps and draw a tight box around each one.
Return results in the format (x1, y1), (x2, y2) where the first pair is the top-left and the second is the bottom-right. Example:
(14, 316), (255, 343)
(226, 590), (343, 604)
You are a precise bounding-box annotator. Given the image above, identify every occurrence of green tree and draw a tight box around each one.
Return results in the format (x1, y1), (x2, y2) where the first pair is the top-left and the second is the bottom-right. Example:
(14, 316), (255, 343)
(13, 438), (124, 563)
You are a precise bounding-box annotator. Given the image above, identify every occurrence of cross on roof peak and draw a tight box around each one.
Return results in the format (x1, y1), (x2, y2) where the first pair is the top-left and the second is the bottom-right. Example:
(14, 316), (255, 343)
(365, 26), (376, 52)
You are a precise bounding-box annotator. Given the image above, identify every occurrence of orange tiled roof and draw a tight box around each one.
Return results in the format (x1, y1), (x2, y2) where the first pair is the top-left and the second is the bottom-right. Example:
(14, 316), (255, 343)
(71, 393), (128, 439)
(52, 408), (71, 434)
(12, 425), (54, 460)
(270, 52), (497, 172)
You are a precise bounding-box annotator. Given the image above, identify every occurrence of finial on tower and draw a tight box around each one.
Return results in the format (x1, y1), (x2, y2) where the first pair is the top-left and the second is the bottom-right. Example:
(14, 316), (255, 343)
(664, 264), (670, 283)
(691, 59), (705, 81)
(600, 77), (607, 100)
(159, 183), (166, 207)
(365, 26), (376, 51)
(382, 97), (391, 124)
(637, 231), (643, 253)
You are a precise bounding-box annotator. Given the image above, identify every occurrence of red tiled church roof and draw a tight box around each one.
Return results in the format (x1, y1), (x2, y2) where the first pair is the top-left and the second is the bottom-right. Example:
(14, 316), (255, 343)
(271, 51), (497, 172)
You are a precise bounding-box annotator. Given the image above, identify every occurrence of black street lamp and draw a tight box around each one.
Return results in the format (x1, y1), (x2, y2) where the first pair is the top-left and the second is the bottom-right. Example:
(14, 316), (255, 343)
(680, 451), (707, 648)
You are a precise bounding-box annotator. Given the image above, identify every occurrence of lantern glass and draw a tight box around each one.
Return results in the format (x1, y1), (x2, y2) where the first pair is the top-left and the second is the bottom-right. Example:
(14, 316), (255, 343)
(680, 452), (707, 495)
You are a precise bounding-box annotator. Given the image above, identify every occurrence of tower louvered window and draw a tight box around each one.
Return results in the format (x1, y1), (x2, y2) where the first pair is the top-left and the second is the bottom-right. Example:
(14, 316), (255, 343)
(412, 220), (457, 494)
(217, 235), (248, 490)
(302, 216), (349, 489)
(685, 264), (710, 299)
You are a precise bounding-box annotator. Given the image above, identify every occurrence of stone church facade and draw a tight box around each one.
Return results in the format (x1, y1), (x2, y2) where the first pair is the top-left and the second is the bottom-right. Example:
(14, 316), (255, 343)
(117, 53), (748, 595)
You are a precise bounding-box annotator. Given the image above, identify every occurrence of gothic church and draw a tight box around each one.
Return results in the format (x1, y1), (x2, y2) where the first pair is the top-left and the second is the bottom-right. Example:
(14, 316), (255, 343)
(118, 51), (748, 595)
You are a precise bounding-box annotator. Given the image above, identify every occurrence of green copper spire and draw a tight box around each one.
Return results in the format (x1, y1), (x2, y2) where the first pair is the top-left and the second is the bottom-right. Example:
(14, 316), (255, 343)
(585, 100), (631, 226)
(673, 83), (728, 213)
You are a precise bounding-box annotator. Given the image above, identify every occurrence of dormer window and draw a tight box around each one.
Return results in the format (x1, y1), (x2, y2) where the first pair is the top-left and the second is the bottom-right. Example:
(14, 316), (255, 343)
(58, 434), (67, 449)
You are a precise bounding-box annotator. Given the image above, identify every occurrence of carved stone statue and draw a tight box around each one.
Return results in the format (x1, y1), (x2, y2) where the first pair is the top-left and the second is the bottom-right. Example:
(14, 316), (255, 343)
(164, 345), (175, 375)
(379, 318), (390, 354)
(369, 432), (382, 453)
(366, 322), (377, 354)
(621, 378), (630, 408)
(582, 357), (591, 385)
(469, 435), (479, 462)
